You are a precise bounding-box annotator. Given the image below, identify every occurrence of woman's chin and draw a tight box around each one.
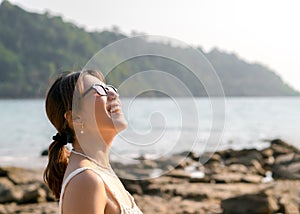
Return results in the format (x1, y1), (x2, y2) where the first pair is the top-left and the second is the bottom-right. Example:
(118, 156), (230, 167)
(112, 116), (128, 132)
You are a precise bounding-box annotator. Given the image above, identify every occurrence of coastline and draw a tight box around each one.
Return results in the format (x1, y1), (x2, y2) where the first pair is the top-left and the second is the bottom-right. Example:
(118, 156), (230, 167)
(1, 139), (300, 214)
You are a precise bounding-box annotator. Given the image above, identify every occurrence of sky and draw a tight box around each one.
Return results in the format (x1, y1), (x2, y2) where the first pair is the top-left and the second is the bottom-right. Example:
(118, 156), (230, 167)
(5, 0), (300, 91)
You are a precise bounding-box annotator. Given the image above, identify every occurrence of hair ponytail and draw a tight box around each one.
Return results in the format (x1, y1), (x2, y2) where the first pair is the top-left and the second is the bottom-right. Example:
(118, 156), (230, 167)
(43, 139), (69, 199)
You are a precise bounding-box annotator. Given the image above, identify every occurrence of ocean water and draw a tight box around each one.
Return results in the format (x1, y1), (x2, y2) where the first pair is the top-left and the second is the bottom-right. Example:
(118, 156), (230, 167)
(0, 97), (299, 168)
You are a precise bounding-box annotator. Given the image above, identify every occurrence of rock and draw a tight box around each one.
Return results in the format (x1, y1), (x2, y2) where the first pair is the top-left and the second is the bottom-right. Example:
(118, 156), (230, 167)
(221, 192), (279, 214)
(209, 153), (222, 162)
(221, 149), (264, 166)
(228, 164), (248, 174)
(0, 177), (23, 203)
(271, 139), (300, 157)
(3, 167), (41, 185)
(275, 153), (300, 165)
(186, 151), (200, 161)
(166, 169), (191, 179)
(251, 159), (265, 175)
(189, 176), (209, 183)
(19, 183), (47, 204)
(279, 194), (300, 214)
(174, 188), (208, 201)
(124, 183), (143, 195)
(284, 202), (300, 214)
(178, 199), (206, 214)
(272, 160), (300, 179)
(160, 183), (209, 201)
(140, 159), (158, 169)
(0, 202), (58, 214)
(264, 156), (275, 166)
(0, 203), (18, 214)
(241, 174), (263, 184)
(211, 173), (243, 183)
(0, 204), (6, 214)
(0, 168), (7, 177)
(261, 148), (273, 158)
(40, 183), (55, 202)
(41, 149), (48, 156)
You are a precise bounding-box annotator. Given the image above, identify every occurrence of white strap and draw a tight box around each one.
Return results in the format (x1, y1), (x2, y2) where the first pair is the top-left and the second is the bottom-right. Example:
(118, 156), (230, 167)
(59, 167), (94, 214)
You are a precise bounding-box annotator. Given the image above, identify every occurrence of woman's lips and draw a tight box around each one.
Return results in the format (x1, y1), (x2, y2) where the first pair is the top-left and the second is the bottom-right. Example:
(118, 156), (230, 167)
(106, 102), (122, 114)
(109, 105), (121, 113)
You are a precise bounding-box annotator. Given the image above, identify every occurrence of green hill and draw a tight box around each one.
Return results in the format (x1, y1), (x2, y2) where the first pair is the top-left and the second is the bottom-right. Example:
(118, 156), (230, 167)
(0, 0), (298, 98)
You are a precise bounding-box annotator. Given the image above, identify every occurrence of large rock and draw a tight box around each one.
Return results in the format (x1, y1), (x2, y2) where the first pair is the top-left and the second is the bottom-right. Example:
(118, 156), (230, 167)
(0, 177), (23, 203)
(0, 167), (41, 185)
(0, 167), (51, 205)
(18, 183), (47, 204)
(272, 154), (300, 179)
(221, 192), (279, 214)
(219, 148), (265, 166)
(270, 139), (300, 157)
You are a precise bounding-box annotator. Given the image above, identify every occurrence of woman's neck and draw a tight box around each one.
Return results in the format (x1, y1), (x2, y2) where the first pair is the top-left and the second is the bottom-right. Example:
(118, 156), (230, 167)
(73, 133), (114, 168)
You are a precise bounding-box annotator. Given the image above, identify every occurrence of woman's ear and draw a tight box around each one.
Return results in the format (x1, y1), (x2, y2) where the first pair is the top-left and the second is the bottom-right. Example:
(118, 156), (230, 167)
(65, 111), (83, 125)
(64, 111), (81, 129)
(64, 111), (73, 124)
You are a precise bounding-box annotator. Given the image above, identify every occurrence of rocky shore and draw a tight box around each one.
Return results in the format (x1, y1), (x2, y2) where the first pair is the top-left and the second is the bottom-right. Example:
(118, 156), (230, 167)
(1, 139), (300, 214)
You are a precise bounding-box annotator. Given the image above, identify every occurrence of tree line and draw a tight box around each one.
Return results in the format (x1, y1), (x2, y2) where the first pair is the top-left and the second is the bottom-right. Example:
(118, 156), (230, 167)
(0, 1), (298, 98)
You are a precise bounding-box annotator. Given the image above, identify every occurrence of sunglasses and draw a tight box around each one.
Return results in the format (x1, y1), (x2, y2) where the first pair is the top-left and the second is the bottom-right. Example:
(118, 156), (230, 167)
(82, 84), (118, 97)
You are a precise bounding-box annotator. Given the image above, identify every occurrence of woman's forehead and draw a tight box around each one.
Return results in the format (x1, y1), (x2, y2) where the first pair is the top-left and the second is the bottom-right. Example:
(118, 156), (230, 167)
(83, 75), (105, 87)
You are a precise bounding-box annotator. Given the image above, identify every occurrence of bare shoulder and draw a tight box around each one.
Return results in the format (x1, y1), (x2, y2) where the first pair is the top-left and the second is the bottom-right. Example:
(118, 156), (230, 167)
(63, 169), (107, 214)
(67, 169), (105, 189)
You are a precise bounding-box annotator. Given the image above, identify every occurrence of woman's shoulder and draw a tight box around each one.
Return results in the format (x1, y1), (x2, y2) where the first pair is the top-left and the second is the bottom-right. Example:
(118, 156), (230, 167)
(62, 167), (107, 213)
(66, 167), (106, 192)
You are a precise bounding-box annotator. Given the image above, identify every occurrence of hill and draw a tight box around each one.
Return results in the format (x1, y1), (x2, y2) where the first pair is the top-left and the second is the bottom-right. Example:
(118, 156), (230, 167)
(0, 0), (298, 98)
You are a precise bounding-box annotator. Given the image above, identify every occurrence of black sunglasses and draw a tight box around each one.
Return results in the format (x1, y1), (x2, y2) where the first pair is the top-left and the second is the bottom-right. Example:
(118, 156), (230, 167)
(82, 84), (118, 97)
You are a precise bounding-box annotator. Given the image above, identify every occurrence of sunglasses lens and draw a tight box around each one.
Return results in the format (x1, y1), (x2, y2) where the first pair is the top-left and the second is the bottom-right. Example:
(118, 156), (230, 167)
(107, 85), (118, 94)
(93, 85), (107, 95)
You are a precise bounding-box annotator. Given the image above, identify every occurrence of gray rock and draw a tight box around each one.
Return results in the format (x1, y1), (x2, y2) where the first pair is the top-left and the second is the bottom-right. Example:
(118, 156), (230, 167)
(271, 139), (300, 157)
(273, 159), (300, 179)
(19, 183), (47, 204)
(2, 167), (41, 185)
(221, 192), (279, 214)
(221, 149), (265, 166)
(275, 153), (300, 165)
(0, 177), (23, 203)
(211, 172), (243, 183)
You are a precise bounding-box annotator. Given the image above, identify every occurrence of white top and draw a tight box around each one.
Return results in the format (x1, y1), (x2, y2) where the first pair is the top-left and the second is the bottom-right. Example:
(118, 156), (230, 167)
(59, 167), (143, 214)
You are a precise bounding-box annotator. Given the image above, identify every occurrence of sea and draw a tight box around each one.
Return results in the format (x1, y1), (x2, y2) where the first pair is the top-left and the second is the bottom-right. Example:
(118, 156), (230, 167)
(0, 97), (299, 169)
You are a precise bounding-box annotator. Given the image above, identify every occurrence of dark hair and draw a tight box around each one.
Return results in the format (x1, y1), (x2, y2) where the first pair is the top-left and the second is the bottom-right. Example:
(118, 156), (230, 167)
(43, 70), (104, 199)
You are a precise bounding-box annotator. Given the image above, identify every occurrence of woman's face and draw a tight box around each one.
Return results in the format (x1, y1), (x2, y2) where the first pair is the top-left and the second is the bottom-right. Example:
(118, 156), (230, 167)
(79, 74), (128, 138)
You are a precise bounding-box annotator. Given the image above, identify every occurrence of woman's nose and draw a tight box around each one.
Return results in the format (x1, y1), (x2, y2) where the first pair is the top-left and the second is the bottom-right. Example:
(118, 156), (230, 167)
(107, 89), (118, 100)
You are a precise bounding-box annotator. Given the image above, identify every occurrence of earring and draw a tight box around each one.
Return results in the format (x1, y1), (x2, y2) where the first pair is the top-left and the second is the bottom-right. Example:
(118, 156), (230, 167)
(80, 123), (84, 134)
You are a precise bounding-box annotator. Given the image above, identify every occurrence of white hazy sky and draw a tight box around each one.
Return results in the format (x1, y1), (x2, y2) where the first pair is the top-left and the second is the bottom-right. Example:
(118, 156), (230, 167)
(5, 0), (300, 91)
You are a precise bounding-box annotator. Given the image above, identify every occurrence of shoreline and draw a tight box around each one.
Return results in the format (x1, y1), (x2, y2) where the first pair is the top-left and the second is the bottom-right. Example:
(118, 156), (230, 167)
(1, 139), (300, 213)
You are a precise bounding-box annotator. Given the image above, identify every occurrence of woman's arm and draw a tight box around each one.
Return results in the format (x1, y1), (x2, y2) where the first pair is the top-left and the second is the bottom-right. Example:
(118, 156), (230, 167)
(63, 170), (107, 214)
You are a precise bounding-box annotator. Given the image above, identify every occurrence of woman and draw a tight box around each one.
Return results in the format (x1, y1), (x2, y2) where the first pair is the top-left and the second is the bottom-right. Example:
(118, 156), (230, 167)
(44, 70), (143, 214)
